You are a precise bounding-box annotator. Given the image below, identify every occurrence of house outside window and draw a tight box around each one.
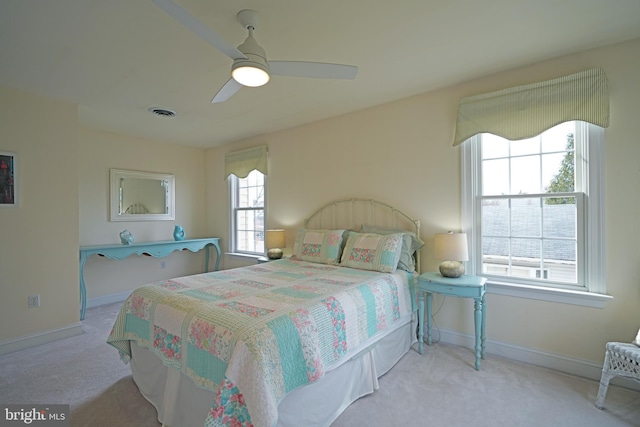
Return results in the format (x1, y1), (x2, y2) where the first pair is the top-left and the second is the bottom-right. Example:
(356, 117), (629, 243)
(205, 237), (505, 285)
(462, 121), (606, 299)
(229, 169), (266, 255)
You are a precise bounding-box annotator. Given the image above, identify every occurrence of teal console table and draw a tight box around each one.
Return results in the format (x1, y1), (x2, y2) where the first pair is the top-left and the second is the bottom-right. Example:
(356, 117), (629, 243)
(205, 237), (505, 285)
(79, 238), (221, 320)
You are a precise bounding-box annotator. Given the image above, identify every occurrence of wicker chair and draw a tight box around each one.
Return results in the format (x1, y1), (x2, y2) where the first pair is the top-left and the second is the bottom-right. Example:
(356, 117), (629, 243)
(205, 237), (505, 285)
(595, 341), (640, 409)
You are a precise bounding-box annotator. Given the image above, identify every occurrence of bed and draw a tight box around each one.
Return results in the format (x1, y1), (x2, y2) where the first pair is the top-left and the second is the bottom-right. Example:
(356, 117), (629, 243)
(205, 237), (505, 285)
(107, 198), (423, 427)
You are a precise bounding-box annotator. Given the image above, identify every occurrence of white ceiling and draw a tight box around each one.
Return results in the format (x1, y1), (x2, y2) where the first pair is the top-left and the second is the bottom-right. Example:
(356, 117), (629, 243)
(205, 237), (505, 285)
(1, 0), (639, 149)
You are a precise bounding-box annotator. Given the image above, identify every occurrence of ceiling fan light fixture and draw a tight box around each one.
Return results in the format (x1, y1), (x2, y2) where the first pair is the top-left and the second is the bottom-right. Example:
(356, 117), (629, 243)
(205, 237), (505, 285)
(152, 3), (358, 103)
(232, 29), (270, 87)
(232, 61), (270, 87)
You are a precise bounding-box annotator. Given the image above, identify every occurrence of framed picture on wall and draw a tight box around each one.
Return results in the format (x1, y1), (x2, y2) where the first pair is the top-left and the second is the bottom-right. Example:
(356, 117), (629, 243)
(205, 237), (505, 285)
(0, 151), (17, 207)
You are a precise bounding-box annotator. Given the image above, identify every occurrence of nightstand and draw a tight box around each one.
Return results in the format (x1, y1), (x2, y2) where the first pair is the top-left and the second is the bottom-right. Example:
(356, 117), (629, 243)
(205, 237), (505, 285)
(417, 272), (487, 370)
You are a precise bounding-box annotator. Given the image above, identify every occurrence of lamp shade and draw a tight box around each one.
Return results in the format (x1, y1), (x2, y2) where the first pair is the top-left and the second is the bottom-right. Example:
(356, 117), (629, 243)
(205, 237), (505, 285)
(265, 229), (286, 249)
(434, 232), (469, 262)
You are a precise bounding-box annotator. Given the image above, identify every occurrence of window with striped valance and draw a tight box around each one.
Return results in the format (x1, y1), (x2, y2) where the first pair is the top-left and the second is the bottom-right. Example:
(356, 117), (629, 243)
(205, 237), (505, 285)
(453, 68), (609, 147)
(224, 145), (268, 179)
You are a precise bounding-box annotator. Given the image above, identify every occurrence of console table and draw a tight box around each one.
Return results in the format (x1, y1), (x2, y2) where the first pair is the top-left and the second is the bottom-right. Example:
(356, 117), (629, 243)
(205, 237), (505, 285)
(79, 238), (221, 320)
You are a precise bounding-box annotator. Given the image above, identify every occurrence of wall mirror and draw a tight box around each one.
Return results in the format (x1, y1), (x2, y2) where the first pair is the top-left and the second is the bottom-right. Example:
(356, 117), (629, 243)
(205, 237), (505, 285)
(110, 169), (175, 221)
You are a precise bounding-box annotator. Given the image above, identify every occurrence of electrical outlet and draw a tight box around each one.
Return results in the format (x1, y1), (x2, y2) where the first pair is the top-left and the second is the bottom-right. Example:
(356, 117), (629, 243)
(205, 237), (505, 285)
(28, 294), (40, 308)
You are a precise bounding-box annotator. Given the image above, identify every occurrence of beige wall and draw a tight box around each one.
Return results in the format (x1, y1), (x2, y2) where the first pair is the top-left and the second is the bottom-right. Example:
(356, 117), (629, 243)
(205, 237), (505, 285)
(0, 86), (79, 343)
(0, 88), (210, 350)
(78, 129), (208, 300)
(1, 37), (638, 368)
(207, 38), (640, 364)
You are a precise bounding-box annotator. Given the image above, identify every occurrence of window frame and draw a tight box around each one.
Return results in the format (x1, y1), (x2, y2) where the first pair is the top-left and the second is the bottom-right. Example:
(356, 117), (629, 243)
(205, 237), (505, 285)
(461, 122), (610, 308)
(228, 170), (267, 257)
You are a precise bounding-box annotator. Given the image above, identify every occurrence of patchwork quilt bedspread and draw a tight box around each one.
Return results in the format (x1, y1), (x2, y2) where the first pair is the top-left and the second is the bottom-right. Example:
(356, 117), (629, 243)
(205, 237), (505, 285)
(107, 259), (416, 427)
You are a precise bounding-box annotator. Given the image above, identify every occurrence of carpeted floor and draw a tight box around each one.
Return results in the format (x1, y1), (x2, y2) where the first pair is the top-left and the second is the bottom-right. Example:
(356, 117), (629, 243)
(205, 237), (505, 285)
(1, 302), (638, 427)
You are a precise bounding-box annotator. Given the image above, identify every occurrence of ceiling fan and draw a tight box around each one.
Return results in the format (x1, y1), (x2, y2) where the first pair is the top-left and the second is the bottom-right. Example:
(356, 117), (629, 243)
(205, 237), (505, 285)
(151, 0), (358, 103)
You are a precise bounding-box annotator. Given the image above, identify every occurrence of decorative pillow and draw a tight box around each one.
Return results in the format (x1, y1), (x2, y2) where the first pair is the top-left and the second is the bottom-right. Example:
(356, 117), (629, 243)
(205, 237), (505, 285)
(291, 228), (346, 265)
(633, 328), (640, 347)
(360, 225), (424, 272)
(340, 232), (404, 273)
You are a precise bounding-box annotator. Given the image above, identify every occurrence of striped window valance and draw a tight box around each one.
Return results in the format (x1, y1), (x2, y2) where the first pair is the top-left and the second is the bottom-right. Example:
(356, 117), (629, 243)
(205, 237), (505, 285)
(224, 145), (268, 179)
(453, 68), (609, 146)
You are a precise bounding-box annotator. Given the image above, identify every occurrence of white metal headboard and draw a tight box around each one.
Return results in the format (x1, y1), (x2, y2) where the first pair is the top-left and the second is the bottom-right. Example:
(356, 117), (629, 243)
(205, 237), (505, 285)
(303, 198), (421, 272)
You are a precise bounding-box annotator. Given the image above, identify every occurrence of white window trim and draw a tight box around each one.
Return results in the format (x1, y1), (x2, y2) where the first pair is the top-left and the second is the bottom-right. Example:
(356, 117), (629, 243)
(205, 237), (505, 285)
(228, 173), (267, 258)
(461, 123), (611, 308)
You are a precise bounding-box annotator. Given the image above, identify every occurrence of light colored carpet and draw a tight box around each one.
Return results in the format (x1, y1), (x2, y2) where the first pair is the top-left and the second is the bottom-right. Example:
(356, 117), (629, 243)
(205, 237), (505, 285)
(1, 303), (638, 427)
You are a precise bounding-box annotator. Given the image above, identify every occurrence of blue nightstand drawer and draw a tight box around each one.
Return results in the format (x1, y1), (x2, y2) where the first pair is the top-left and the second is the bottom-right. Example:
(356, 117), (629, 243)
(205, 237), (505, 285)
(418, 280), (484, 299)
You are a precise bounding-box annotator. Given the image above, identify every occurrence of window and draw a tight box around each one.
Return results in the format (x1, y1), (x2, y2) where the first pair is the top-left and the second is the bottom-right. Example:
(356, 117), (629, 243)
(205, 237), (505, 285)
(229, 170), (266, 256)
(462, 121), (606, 303)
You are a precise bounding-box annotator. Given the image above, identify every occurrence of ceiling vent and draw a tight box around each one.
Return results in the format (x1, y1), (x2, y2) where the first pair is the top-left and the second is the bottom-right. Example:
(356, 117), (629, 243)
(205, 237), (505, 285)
(149, 107), (177, 118)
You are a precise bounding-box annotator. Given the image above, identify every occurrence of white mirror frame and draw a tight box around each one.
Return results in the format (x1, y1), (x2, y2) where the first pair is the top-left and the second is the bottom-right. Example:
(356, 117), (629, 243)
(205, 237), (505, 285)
(109, 169), (175, 222)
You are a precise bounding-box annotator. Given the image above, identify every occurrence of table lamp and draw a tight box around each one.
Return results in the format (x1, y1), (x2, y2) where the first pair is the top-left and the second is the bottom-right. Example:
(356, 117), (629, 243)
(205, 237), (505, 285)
(434, 231), (468, 278)
(266, 229), (286, 259)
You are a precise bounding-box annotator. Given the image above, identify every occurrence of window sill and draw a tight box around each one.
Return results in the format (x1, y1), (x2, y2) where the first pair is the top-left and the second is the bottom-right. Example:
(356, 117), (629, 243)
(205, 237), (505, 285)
(225, 252), (263, 261)
(486, 280), (613, 308)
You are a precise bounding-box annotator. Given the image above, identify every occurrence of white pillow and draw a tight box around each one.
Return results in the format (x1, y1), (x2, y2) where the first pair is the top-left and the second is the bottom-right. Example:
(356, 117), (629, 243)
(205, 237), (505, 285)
(633, 328), (640, 347)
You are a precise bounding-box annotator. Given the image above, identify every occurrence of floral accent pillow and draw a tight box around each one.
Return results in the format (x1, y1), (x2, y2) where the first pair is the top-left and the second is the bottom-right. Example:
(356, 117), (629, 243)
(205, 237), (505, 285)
(360, 225), (424, 272)
(291, 228), (346, 265)
(340, 232), (404, 273)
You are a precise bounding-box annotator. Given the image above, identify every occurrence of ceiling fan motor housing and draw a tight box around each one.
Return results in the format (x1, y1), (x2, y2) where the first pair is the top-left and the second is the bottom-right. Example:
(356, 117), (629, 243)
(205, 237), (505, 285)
(232, 30), (270, 86)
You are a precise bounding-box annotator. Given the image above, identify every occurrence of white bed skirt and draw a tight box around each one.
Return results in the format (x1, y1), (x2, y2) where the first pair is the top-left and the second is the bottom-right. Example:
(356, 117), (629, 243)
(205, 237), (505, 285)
(130, 315), (417, 427)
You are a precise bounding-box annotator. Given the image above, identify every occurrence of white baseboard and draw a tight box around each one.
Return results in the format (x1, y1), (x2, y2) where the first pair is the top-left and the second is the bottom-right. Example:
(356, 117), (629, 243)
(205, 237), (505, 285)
(0, 322), (83, 356)
(0, 291), (130, 356)
(435, 328), (640, 392)
(86, 291), (131, 309)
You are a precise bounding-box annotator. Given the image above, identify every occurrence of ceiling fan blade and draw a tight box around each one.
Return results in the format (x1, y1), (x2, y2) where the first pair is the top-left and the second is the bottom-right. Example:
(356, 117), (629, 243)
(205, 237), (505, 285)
(211, 78), (243, 103)
(151, 0), (246, 60)
(269, 62), (358, 80)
